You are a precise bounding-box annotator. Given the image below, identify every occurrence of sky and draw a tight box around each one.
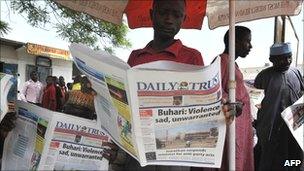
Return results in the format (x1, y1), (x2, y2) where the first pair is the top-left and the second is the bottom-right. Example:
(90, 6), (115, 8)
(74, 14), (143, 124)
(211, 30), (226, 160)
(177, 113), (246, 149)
(1, 1), (303, 68)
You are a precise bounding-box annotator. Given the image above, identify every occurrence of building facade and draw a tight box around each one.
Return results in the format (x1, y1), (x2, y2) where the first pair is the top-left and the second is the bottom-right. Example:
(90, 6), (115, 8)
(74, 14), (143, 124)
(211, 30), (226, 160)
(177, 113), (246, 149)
(0, 38), (73, 100)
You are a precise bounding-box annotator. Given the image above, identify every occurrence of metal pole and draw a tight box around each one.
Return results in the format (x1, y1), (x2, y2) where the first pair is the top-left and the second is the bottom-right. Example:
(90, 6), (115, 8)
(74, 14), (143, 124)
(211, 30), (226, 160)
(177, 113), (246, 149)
(274, 17), (278, 42)
(287, 16), (299, 67)
(282, 15), (286, 42)
(228, 0), (236, 170)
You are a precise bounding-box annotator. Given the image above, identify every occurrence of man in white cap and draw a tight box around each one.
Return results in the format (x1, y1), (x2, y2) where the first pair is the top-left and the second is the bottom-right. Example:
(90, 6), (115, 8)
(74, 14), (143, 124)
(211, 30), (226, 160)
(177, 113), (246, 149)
(254, 42), (304, 170)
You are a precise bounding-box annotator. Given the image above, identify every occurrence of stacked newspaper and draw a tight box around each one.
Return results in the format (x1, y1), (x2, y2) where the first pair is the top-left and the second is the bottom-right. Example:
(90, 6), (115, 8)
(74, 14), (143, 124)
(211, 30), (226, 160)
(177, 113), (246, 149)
(281, 95), (304, 151)
(2, 101), (111, 170)
(69, 43), (226, 168)
(0, 72), (14, 121)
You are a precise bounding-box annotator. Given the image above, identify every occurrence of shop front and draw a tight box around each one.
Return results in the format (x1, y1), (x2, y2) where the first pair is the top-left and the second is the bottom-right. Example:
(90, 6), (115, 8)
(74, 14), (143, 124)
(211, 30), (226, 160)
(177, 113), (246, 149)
(0, 38), (73, 100)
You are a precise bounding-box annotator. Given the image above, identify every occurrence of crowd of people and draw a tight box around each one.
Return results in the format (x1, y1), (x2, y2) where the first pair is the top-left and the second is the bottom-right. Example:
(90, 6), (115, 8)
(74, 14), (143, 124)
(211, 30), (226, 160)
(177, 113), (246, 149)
(19, 72), (97, 119)
(0, 0), (303, 170)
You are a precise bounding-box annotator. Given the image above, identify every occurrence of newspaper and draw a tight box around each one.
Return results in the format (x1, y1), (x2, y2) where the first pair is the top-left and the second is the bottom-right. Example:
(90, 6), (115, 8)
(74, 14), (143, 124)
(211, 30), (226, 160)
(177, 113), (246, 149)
(70, 43), (226, 168)
(0, 73), (14, 121)
(1, 101), (111, 170)
(281, 95), (304, 151)
(245, 80), (264, 120)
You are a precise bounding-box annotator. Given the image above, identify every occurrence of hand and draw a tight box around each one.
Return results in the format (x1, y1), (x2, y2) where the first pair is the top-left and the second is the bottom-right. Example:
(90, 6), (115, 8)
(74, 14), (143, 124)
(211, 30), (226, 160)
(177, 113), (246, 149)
(0, 112), (17, 139)
(222, 98), (243, 125)
(102, 141), (119, 162)
(7, 102), (16, 113)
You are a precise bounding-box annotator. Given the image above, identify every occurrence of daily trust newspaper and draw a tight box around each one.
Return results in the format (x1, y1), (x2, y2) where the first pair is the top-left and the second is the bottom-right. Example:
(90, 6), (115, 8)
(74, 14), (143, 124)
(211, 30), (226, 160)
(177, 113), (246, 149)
(0, 72), (14, 121)
(281, 95), (304, 151)
(1, 101), (111, 170)
(70, 43), (226, 168)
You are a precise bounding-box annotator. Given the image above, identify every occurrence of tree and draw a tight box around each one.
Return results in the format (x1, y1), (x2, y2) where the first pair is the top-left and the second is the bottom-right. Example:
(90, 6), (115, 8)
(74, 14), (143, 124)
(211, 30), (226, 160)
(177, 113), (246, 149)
(6, 0), (131, 53)
(0, 20), (11, 36)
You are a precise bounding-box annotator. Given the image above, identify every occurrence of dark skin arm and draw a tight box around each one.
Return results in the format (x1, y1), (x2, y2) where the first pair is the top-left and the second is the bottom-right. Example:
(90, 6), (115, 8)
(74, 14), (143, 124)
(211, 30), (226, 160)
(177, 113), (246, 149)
(0, 102), (17, 139)
(102, 141), (119, 162)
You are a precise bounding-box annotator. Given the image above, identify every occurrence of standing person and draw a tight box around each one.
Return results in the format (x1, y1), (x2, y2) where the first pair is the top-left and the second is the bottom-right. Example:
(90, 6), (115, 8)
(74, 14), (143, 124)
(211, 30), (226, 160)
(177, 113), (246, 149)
(111, 0), (203, 171)
(66, 82), (73, 91)
(41, 76), (57, 111)
(20, 71), (43, 105)
(72, 75), (82, 90)
(200, 26), (254, 171)
(58, 76), (67, 105)
(53, 76), (63, 112)
(254, 43), (304, 171)
(63, 76), (96, 120)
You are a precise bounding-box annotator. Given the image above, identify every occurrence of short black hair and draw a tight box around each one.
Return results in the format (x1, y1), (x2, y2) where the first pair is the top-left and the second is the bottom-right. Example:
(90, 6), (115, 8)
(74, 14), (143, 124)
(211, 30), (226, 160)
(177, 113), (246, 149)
(30, 71), (38, 76)
(152, 0), (186, 9)
(224, 26), (251, 49)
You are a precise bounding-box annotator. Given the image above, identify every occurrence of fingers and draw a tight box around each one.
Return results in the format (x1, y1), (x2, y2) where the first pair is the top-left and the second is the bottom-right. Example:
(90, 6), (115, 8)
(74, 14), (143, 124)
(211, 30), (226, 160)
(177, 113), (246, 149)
(222, 99), (239, 124)
(102, 141), (119, 151)
(7, 102), (16, 113)
(102, 148), (118, 162)
(102, 141), (119, 162)
(221, 98), (228, 105)
(224, 111), (234, 125)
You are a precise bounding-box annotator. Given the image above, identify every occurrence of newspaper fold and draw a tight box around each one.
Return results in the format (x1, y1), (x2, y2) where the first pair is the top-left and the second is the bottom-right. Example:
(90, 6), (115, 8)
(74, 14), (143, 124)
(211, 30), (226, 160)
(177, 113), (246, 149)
(0, 73), (14, 121)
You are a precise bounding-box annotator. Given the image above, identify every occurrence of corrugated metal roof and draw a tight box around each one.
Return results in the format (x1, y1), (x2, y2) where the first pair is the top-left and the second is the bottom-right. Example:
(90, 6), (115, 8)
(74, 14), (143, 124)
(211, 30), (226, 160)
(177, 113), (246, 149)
(0, 38), (25, 49)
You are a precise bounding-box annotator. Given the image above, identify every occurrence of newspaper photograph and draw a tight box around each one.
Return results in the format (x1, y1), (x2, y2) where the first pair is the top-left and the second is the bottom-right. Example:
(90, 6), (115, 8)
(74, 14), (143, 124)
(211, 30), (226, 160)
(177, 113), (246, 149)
(1, 101), (111, 170)
(0, 72), (14, 121)
(69, 43), (226, 168)
(281, 95), (304, 151)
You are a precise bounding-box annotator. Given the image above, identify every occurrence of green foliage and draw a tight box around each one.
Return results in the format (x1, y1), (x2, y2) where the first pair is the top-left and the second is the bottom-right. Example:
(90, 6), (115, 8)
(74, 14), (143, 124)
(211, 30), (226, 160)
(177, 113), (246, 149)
(8, 0), (131, 53)
(0, 20), (11, 36)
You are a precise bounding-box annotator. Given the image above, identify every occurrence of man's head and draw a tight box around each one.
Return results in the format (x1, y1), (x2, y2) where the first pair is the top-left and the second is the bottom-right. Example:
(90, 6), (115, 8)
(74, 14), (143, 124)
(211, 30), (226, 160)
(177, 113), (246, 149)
(150, 0), (186, 40)
(269, 42), (292, 71)
(46, 76), (54, 85)
(224, 26), (252, 58)
(73, 75), (82, 84)
(30, 71), (38, 82)
(53, 76), (59, 85)
(59, 76), (65, 86)
(81, 76), (91, 89)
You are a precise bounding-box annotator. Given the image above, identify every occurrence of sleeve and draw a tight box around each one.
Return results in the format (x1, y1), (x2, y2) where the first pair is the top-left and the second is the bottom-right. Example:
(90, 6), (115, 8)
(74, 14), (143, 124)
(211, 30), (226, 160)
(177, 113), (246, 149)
(39, 86), (45, 104)
(48, 87), (57, 111)
(127, 50), (137, 67)
(254, 72), (264, 89)
(50, 87), (57, 101)
(19, 82), (28, 102)
(295, 69), (304, 91)
(193, 51), (204, 66)
(220, 57), (229, 100)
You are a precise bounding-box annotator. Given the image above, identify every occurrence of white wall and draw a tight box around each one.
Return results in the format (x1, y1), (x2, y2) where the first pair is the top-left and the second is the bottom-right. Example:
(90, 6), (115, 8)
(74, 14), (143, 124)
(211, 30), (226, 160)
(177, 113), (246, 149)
(0, 44), (18, 63)
(1, 45), (73, 95)
(16, 47), (36, 93)
(52, 58), (73, 83)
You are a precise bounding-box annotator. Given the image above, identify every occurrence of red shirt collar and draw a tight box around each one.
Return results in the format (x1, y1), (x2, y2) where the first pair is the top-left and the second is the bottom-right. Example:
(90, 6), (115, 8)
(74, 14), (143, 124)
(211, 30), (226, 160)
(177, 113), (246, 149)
(137, 39), (182, 57)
